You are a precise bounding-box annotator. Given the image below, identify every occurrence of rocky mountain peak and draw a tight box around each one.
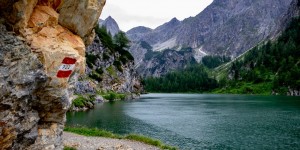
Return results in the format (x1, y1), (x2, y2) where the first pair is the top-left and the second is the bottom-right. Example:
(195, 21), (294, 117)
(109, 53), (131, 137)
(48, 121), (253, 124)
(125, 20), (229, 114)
(126, 26), (153, 41)
(170, 17), (180, 23)
(155, 17), (181, 31)
(127, 26), (153, 34)
(100, 16), (120, 36)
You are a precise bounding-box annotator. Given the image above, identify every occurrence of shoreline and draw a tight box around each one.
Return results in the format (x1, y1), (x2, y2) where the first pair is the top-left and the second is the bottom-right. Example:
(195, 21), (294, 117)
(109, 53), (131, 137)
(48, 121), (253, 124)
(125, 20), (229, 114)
(70, 92), (141, 112)
(63, 127), (177, 150)
(63, 132), (159, 150)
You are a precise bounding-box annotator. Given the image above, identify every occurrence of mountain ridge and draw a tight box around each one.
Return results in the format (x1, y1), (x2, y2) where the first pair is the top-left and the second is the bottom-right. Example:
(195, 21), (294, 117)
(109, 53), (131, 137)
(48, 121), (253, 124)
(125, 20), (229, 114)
(128, 0), (295, 57)
(126, 0), (298, 77)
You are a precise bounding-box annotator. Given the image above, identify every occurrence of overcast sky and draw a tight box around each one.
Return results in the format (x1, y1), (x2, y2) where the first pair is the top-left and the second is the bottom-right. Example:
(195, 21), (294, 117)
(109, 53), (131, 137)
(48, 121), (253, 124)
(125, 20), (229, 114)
(100, 0), (213, 31)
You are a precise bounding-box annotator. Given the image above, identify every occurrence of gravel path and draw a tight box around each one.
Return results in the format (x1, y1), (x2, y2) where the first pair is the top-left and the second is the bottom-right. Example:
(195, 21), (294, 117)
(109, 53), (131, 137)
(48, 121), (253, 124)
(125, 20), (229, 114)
(63, 132), (160, 150)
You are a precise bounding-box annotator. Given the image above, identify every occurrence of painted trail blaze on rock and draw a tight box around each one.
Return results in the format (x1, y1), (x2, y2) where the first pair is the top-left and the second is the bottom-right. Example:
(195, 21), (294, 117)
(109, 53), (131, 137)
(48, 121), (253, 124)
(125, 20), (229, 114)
(57, 57), (76, 78)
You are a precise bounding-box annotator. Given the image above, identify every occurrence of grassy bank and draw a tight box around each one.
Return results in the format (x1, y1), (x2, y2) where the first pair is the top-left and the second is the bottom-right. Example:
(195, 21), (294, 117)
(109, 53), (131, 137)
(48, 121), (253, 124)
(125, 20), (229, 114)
(100, 91), (126, 101)
(64, 127), (177, 150)
(64, 146), (76, 150)
(72, 95), (95, 108)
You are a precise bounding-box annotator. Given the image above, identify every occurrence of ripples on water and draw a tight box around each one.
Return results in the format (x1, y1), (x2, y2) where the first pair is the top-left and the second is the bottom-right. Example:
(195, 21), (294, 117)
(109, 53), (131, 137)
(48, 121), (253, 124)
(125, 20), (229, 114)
(67, 94), (300, 149)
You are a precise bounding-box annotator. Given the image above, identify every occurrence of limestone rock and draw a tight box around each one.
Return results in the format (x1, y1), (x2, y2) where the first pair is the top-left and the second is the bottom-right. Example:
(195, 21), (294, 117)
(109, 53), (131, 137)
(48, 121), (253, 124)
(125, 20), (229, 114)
(22, 4), (86, 88)
(0, 23), (47, 150)
(58, 0), (106, 45)
(0, 0), (106, 149)
(0, 0), (38, 30)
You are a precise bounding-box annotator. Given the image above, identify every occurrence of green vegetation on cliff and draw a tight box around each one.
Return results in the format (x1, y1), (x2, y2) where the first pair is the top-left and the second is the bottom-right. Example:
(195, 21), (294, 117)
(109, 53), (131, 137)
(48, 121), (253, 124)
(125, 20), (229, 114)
(87, 25), (134, 82)
(202, 55), (231, 69)
(72, 95), (95, 108)
(101, 91), (126, 101)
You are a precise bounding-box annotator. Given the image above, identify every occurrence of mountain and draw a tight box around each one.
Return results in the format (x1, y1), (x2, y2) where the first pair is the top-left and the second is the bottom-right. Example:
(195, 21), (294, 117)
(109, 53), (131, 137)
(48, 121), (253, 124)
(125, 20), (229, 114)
(127, 0), (298, 77)
(100, 16), (120, 36)
(130, 0), (296, 57)
(127, 17), (181, 52)
(144, 16), (300, 95)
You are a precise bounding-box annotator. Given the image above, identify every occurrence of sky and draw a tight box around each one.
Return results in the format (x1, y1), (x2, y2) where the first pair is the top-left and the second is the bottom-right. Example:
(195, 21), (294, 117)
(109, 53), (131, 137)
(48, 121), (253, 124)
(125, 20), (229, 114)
(100, 0), (213, 31)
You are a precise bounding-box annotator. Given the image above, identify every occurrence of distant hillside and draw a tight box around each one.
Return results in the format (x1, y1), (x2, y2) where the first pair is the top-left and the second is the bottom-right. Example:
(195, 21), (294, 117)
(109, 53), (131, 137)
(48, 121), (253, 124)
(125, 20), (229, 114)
(214, 17), (300, 96)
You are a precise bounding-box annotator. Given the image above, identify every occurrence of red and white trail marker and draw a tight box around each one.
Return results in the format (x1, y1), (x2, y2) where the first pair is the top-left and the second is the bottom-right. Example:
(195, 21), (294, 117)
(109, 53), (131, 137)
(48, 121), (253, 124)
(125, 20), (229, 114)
(56, 57), (77, 78)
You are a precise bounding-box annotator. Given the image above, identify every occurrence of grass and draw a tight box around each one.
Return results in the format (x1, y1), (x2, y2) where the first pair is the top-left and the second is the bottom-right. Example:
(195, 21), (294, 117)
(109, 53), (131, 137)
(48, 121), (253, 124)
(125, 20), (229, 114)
(106, 66), (117, 77)
(125, 134), (177, 150)
(64, 127), (178, 150)
(72, 96), (86, 107)
(64, 146), (77, 150)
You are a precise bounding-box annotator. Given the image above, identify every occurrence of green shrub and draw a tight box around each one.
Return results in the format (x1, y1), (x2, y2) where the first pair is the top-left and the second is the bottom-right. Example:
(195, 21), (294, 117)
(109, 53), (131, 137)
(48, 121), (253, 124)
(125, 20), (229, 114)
(102, 92), (126, 101)
(117, 94), (126, 100)
(88, 72), (102, 82)
(72, 96), (86, 108)
(72, 95), (95, 108)
(106, 66), (117, 77)
(103, 92), (117, 101)
(119, 50), (134, 61)
(96, 68), (104, 75)
(103, 53), (110, 60)
(86, 53), (99, 65)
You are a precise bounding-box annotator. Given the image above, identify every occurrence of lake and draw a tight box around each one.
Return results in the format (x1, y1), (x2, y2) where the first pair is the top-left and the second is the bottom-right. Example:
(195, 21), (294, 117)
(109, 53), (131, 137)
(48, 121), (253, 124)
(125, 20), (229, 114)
(66, 94), (300, 149)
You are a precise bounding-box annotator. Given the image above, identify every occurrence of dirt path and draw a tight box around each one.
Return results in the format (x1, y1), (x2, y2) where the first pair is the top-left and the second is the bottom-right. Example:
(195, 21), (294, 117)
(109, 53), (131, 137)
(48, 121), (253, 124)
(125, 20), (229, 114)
(63, 132), (160, 150)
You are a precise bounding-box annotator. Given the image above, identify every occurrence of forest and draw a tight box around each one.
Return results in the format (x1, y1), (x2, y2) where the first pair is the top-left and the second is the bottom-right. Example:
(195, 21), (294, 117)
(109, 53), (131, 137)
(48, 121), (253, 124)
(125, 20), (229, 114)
(221, 17), (300, 94)
(144, 65), (218, 93)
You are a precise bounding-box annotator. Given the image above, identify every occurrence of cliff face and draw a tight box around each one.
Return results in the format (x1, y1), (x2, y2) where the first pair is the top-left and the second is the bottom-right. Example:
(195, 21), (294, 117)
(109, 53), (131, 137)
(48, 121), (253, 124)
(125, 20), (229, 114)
(75, 34), (143, 97)
(138, 48), (197, 77)
(0, 0), (105, 149)
(74, 17), (143, 98)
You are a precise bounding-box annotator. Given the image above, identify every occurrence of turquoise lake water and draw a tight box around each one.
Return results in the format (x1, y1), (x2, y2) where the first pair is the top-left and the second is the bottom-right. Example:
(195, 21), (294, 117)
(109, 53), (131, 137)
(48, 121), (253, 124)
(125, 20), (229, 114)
(67, 94), (300, 149)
